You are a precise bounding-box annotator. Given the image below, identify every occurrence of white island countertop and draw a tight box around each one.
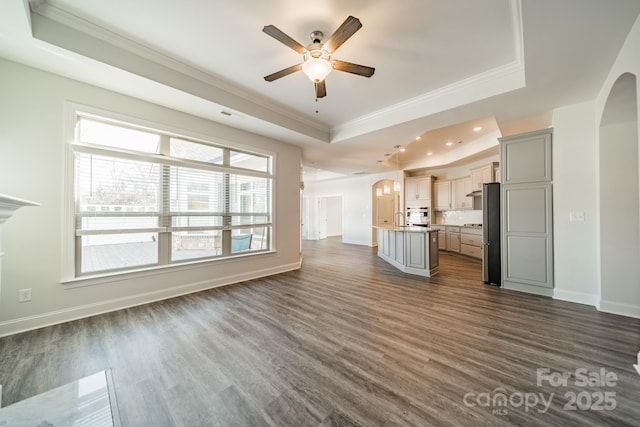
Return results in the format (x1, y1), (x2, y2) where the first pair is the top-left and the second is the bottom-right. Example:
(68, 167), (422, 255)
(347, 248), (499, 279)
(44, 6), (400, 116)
(374, 225), (437, 233)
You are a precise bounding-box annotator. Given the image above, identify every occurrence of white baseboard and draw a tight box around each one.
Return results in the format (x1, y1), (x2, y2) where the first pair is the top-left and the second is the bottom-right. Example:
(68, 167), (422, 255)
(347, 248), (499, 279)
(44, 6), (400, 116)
(553, 288), (598, 307)
(503, 281), (554, 297)
(598, 299), (640, 319)
(0, 262), (301, 338)
(552, 290), (640, 319)
(342, 238), (371, 246)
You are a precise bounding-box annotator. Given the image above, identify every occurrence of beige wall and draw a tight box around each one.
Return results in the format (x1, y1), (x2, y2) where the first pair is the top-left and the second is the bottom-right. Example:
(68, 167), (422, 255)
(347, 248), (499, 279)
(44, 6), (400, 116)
(596, 14), (640, 317)
(551, 13), (640, 317)
(0, 58), (302, 336)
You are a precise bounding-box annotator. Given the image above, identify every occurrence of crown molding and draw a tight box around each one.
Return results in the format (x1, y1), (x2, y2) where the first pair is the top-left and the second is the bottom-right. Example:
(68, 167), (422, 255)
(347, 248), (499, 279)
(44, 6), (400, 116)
(330, 60), (525, 143)
(27, 0), (524, 147)
(329, 0), (525, 143)
(29, 2), (330, 141)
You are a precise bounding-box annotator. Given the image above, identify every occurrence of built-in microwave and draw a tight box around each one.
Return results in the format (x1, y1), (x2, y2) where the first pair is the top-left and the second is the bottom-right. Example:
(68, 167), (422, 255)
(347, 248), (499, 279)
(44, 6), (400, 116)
(406, 206), (430, 226)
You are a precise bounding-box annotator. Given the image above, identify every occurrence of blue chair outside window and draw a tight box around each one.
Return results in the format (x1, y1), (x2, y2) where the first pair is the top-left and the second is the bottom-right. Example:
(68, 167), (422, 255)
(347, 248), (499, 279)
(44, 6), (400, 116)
(231, 234), (252, 252)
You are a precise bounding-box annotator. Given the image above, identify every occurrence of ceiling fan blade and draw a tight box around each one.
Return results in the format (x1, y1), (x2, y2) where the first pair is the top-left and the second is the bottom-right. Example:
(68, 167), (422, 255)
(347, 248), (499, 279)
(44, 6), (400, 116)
(315, 80), (327, 98)
(332, 60), (375, 77)
(324, 16), (362, 53)
(264, 63), (302, 82)
(263, 25), (306, 54)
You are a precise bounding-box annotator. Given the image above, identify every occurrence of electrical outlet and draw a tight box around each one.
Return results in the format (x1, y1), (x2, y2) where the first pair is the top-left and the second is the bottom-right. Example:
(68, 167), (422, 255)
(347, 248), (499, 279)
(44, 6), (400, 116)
(18, 288), (32, 303)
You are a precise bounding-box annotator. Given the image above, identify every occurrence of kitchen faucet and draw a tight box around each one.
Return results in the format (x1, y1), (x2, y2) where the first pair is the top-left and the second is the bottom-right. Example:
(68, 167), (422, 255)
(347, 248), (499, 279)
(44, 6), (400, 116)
(393, 211), (405, 227)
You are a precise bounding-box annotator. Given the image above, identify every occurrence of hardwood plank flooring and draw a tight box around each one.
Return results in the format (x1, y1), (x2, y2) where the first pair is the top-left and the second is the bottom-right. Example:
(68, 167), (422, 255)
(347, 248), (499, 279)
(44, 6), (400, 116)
(1, 237), (639, 426)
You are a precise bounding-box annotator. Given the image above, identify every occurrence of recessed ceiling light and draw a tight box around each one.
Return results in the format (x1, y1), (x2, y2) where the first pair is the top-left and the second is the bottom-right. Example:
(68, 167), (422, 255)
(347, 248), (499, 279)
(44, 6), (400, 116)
(445, 141), (453, 146)
(399, 147), (406, 152)
(415, 136), (421, 140)
(473, 126), (482, 131)
(427, 152), (433, 156)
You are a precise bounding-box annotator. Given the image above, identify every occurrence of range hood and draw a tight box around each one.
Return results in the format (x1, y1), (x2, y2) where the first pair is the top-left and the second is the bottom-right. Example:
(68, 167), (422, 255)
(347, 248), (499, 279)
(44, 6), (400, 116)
(466, 190), (483, 197)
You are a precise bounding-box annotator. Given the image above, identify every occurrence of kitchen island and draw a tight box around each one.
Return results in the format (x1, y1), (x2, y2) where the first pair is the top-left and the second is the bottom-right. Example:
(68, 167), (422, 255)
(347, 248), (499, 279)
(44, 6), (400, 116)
(376, 226), (439, 277)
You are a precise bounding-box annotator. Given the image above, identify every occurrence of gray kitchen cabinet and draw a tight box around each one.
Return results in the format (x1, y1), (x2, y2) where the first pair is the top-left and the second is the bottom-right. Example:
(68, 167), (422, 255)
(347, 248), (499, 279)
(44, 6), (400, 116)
(377, 227), (439, 277)
(394, 229), (405, 265)
(499, 128), (554, 296)
(429, 232), (440, 270)
(406, 231), (427, 269)
(435, 227), (446, 250)
(430, 225), (447, 250)
(501, 131), (551, 184)
(438, 229), (446, 250)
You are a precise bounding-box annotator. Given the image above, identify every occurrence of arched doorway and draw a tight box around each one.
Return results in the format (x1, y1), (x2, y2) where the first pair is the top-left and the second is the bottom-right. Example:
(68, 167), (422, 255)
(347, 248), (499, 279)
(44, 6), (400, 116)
(599, 72), (639, 311)
(371, 179), (401, 246)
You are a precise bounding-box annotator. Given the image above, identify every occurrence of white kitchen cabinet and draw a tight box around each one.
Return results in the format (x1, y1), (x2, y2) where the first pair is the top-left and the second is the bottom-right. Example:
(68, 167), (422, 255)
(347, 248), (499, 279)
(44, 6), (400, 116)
(470, 163), (498, 191)
(405, 176), (432, 207)
(446, 226), (460, 253)
(434, 180), (452, 211)
(453, 177), (473, 210)
(460, 226), (482, 259)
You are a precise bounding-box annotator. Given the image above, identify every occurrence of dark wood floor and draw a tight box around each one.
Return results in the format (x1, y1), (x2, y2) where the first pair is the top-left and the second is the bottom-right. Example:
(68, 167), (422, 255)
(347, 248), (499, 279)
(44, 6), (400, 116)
(1, 237), (639, 426)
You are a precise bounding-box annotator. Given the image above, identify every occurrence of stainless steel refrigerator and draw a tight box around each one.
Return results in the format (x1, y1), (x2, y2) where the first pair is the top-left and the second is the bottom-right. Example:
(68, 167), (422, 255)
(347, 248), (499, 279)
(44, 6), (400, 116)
(482, 182), (501, 286)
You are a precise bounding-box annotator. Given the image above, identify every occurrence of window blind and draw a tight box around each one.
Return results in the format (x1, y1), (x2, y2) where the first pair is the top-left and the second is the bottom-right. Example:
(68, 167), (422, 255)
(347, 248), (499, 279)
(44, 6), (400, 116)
(73, 116), (273, 275)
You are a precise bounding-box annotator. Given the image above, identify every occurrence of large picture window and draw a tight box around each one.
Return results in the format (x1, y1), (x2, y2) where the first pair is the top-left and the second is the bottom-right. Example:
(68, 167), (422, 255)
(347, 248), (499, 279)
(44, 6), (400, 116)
(72, 115), (273, 276)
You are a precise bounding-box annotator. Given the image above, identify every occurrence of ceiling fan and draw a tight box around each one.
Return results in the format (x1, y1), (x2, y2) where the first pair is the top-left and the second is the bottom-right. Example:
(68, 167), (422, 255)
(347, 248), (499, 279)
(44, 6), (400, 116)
(263, 16), (375, 99)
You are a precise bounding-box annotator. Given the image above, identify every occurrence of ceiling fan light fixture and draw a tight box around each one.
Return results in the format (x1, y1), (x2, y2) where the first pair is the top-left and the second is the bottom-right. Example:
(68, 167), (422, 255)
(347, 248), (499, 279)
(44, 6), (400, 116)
(263, 16), (373, 96)
(302, 56), (332, 82)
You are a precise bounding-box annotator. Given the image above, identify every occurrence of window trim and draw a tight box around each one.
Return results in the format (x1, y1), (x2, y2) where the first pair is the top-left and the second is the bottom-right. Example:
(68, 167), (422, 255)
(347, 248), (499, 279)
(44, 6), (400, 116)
(62, 102), (276, 283)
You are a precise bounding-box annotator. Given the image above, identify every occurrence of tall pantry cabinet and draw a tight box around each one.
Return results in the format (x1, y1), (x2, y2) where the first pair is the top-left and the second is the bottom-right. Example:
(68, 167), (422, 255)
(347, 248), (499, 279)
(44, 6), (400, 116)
(499, 129), (554, 296)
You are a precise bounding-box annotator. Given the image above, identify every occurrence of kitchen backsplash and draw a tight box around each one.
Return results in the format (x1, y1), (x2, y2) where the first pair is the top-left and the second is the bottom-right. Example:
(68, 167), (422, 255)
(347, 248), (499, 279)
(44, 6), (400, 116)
(434, 210), (483, 225)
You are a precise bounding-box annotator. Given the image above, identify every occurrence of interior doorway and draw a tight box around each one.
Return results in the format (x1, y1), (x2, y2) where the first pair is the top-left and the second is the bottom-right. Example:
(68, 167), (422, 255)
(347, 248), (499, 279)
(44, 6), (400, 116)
(317, 196), (343, 240)
(599, 72), (639, 311)
(371, 179), (401, 246)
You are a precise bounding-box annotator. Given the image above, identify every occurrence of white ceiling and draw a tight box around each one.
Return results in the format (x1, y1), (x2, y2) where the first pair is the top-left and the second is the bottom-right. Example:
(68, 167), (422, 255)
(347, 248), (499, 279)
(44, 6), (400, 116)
(1, 0), (639, 179)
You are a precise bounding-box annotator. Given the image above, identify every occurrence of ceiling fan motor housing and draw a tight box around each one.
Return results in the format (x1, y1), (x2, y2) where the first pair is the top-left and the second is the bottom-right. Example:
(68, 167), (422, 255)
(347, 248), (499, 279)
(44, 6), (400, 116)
(310, 30), (324, 44)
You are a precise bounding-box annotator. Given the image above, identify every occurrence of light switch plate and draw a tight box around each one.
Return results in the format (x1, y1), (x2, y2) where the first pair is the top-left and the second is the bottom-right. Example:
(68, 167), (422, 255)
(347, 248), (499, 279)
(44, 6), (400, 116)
(18, 288), (32, 302)
(570, 211), (585, 222)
